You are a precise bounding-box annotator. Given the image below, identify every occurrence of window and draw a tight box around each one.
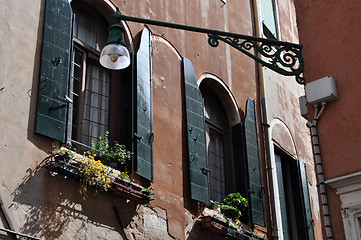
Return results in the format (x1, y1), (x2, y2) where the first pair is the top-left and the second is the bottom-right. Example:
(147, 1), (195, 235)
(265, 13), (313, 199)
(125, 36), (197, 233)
(35, 0), (153, 180)
(275, 150), (315, 240)
(182, 58), (267, 226)
(69, 2), (111, 148)
(260, 0), (278, 39)
(201, 84), (230, 202)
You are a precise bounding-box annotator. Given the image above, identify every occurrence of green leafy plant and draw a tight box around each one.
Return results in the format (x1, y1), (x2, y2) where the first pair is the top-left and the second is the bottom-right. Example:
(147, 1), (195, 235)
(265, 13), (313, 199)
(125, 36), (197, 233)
(91, 131), (132, 167)
(219, 193), (248, 221)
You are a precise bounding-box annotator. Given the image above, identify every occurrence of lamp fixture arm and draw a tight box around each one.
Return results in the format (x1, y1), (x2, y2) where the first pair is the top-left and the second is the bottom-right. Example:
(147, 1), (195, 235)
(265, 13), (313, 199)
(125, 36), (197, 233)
(118, 14), (305, 84)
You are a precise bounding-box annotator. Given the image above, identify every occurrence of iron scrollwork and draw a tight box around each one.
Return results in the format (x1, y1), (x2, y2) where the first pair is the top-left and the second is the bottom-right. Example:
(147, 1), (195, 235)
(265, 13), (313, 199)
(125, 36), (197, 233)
(208, 34), (305, 85)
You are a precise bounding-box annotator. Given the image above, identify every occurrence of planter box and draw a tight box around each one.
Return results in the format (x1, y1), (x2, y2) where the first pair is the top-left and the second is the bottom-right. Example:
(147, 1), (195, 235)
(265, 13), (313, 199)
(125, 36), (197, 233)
(200, 216), (264, 240)
(45, 155), (153, 203)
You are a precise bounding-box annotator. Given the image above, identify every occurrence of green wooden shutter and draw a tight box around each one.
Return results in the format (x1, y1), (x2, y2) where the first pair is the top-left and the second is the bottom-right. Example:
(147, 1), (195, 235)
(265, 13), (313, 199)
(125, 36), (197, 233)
(275, 153), (290, 240)
(135, 27), (153, 181)
(183, 57), (209, 204)
(298, 161), (315, 240)
(244, 98), (266, 226)
(260, 0), (277, 37)
(35, 0), (73, 142)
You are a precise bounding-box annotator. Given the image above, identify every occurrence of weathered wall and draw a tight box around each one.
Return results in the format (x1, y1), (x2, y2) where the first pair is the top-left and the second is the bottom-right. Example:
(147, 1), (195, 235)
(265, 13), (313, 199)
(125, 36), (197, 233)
(294, 0), (361, 239)
(0, 0), (258, 239)
(0, 0), (322, 239)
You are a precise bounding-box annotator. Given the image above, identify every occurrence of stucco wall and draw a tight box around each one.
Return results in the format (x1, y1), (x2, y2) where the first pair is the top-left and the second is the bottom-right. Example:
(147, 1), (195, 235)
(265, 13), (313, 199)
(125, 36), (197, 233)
(0, 0), (321, 239)
(294, 0), (361, 239)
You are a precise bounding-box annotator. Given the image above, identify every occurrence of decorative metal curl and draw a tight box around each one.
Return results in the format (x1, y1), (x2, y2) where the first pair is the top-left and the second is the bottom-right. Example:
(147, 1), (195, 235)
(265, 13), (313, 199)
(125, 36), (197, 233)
(207, 34), (305, 84)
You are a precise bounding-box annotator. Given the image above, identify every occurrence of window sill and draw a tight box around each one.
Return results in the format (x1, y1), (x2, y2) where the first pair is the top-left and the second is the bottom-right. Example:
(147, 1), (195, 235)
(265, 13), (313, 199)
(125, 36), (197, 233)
(44, 154), (154, 203)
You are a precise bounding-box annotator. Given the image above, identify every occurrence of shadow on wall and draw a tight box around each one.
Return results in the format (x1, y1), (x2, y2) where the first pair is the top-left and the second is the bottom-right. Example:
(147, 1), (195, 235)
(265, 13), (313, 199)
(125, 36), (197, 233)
(186, 219), (229, 240)
(12, 167), (138, 239)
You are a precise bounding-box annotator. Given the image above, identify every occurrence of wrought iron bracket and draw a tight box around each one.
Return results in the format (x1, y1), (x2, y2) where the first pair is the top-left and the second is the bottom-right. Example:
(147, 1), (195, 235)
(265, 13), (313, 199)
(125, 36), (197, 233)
(118, 13), (305, 85)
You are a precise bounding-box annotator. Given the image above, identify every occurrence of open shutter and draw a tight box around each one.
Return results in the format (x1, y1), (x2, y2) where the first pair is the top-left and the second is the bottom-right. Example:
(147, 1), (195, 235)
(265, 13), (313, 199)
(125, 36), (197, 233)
(275, 153), (290, 240)
(298, 161), (315, 240)
(35, 0), (73, 142)
(183, 57), (209, 204)
(244, 98), (266, 226)
(135, 27), (153, 181)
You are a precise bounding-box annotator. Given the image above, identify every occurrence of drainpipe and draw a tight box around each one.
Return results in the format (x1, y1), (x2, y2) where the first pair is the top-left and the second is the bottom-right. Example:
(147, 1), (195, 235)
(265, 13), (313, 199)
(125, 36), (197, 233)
(307, 102), (334, 239)
(251, 0), (278, 238)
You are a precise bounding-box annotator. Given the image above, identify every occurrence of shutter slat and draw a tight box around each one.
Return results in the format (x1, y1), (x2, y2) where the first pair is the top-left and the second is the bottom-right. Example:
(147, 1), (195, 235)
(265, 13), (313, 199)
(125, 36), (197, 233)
(183, 57), (209, 204)
(244, 99), (266, 226)
(135, 28), (153, 181)
(35, 0), (73, 142)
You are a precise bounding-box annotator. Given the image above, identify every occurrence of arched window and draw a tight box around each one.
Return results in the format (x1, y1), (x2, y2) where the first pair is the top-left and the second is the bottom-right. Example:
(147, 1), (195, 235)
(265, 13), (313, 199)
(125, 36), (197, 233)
(200, 84), (231, 202)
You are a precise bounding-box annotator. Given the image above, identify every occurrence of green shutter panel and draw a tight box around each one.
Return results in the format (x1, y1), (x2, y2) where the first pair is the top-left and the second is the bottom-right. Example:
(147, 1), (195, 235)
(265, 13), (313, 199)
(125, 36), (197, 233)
(298, 161), (315, 240)
(275, 153), (290, 240)
(135, 27), (153, 181)
(35, 0), (73, 142)
(183, 57), (209, 204)
(244, 98), (266, 226)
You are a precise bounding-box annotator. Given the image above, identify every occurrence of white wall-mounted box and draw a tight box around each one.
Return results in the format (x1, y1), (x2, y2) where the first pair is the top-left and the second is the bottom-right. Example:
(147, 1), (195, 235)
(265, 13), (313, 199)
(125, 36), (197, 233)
(299, 95), (308, 120)
(305, 76), (338, 106)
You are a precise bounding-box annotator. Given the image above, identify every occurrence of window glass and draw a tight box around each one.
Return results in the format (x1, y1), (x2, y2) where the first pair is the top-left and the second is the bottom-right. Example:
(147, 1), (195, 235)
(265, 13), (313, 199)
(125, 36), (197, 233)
(201, 84), (229, 202)
(70, 2), (111, 149)
(260, 0), (278, 39)
(73, 2), (108, 51)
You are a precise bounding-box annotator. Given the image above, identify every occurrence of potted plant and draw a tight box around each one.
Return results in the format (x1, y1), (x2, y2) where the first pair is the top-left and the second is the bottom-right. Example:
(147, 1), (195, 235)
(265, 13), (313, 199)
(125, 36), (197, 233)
(219, 192), (248, 221)
(91, 131), (132, 171)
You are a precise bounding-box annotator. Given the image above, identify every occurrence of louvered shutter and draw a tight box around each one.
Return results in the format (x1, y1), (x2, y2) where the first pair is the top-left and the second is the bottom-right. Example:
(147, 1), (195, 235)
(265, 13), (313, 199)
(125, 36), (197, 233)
(244, 98), (266, 226)
(298, 161), (315, 240)
(183, 57), (209, 204)
(35, 0), (73, 143)
(135, 27), (153, 181)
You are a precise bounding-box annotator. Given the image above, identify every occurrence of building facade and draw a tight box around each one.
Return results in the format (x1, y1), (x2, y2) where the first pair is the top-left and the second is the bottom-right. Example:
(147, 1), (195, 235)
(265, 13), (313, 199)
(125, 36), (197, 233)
(294, 1), (361, 239)
(0, 0), (321, 239)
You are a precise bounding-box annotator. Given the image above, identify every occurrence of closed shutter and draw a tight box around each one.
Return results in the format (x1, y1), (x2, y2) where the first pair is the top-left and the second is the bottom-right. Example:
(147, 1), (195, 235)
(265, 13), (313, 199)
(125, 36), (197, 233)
(244, 98), (266, 226)
(298, 161), (315, 240)
(35, 0), (73, 143)
(135, 27), (153, 181)
(183, 57), (209, 204)
(275, 153), (290, 240)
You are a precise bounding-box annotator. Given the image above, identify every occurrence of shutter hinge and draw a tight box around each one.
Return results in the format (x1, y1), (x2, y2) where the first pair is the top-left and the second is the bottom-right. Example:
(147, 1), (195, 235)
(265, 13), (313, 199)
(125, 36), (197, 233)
(57, 95), (73, 104)
(147, 132), (154, 143)
(51, 56), (62, 66)
(134, 133), (143, 142)
(201, 167), (211, 175)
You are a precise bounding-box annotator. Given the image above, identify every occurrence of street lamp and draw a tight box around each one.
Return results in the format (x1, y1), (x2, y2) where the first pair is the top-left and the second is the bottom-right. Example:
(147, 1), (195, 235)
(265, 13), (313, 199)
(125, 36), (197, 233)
(99, 7), (130, 70)
(100, 8), (305, 85)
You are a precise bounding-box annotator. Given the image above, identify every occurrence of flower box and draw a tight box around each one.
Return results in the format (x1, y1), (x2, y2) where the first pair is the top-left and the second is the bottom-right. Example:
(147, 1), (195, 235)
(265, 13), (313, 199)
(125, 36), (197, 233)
(45, 153), (153, 203)
(200, 216), (227, 234)
(200, 215), (265, 239)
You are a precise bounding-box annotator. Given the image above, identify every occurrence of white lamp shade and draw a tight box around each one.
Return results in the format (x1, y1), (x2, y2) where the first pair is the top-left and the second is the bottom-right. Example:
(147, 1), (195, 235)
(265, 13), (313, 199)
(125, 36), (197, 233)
(99, 44), (130, 70)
